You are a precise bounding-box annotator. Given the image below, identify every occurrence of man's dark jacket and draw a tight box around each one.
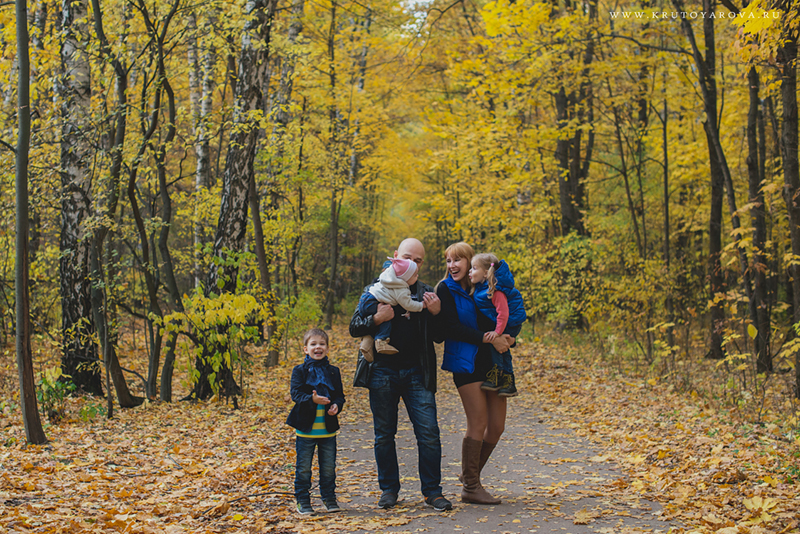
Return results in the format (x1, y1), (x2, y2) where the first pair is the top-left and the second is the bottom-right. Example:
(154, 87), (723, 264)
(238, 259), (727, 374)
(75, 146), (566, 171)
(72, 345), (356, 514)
(349, 280), (440, 393)
(286, 363), (345, 434)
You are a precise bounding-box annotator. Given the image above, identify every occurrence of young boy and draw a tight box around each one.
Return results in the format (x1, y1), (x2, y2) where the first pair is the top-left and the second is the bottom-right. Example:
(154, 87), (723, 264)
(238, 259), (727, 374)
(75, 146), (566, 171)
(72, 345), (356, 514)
(286, 328), (345, 515)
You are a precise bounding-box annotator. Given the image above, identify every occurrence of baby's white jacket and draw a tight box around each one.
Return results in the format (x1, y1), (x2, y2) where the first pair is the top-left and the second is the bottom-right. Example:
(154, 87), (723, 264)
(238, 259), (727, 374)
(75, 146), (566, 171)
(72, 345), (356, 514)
(368, 268), (424, 313)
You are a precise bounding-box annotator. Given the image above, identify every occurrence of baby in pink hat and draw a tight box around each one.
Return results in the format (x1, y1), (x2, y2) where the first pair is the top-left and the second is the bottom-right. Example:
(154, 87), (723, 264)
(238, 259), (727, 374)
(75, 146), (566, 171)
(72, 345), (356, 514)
(357, 257), (427, 357)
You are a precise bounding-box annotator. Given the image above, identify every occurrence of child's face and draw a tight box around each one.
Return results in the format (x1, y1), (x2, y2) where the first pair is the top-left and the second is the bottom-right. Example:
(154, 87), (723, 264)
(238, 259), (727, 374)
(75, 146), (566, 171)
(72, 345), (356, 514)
(407, 271), (419, 285)
(469, 261), (487, 285)
(303, 336), (329, 360)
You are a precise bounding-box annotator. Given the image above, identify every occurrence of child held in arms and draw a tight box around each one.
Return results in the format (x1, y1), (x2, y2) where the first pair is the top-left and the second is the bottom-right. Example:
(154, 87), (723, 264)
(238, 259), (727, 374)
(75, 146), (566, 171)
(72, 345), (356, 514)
(468, 253), (527, 397)
(286, 328), (345, 515)
(357, 257), (426, 360)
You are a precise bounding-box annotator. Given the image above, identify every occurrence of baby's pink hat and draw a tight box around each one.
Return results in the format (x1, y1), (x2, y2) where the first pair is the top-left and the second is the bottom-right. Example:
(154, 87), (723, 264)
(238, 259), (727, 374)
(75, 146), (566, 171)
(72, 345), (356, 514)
(388, 257), (417, 282)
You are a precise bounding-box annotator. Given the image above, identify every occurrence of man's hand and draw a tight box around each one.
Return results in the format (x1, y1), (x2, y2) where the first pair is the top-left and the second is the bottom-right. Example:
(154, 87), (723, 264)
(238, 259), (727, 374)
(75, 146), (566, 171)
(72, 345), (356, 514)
(312, 390), (331, 405)
(373, 303), (395, 325)
(490, 334), (513, 353)
(327, 403), (339, 416)
(423, 292), (441, 315)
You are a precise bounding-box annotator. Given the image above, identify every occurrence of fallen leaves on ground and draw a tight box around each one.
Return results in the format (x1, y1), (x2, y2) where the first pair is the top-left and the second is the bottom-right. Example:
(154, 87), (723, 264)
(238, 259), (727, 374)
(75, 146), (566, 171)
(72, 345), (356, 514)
(1, 326), (799, 533)
(516, 335), (800, 534)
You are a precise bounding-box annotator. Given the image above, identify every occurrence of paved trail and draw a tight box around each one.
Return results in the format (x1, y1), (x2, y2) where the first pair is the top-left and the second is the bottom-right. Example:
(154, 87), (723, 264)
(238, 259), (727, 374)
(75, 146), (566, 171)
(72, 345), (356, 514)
(331, 374), (679, 534)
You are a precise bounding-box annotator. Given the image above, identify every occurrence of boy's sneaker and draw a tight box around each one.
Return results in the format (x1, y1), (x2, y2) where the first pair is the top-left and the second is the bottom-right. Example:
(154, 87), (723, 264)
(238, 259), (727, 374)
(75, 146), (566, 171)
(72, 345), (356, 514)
(296, 501), (314, 515)
(480, 365), (502, 392)
(323, 500), (343, 513)
(497, 373), (518, 398)
(375, 339), (399, 355)
(424, 494), (453, 512)
(377, 491), (398, 509)
(360, 335), (375, 363)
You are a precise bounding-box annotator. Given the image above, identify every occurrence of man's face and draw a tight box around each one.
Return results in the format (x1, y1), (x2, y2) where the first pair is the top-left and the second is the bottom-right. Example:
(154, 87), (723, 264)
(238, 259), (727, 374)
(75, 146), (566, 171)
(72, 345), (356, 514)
(395, 240), (425, 267)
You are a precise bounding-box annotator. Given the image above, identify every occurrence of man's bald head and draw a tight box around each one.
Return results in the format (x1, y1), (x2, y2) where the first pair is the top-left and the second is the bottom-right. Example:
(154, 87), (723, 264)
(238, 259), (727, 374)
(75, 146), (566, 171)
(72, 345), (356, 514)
(395, 238), (425, 266)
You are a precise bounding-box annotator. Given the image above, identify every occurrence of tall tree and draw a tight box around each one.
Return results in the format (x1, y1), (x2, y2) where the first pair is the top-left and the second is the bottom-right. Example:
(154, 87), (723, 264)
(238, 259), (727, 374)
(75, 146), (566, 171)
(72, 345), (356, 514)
(193, 0), (278, 401)
(554, 0), (596, 238)
(16, 0), (47, 445)
(746, 65), (771, 373)
(777, 28), (799, 395)
(59, 0), (102, 394)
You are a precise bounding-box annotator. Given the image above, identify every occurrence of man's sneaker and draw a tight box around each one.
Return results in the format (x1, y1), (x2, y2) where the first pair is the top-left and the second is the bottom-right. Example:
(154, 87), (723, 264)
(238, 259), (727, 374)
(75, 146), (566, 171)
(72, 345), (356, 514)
(296, 501), (314, 515)
(323, 500), (343, 513)
(377, 491), (398, 509)
(480, 365), (502, 391)
(425, 494), (453, 511)
(497, 372), (518, 398)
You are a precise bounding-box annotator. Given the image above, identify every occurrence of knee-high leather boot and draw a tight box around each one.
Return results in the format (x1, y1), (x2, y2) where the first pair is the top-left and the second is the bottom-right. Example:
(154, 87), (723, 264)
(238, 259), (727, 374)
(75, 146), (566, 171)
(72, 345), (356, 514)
(461, 437), (502, 504)
(479, 440), (498, 474)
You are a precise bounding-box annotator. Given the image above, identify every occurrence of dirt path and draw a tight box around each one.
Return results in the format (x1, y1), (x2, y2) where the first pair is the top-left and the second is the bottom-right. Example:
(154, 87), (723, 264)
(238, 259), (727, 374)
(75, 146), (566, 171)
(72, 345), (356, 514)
(328, 370), (680, 533)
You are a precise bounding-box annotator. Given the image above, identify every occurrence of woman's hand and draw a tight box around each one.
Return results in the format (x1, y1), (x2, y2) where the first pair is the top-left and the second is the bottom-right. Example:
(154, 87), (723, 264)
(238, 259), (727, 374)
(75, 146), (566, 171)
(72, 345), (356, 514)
(483, 331), (499, 342)
(490, 335), (513, 353)
(312, 390), (331, 405)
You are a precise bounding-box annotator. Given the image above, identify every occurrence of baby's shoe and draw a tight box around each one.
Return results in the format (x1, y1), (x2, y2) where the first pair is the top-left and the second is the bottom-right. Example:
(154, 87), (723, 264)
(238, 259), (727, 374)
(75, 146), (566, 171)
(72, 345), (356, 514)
(480, 365), (502, 392)
(360, 335), (375, 362)
(375, 338), (399, 355)
(497, 372), (518, 398)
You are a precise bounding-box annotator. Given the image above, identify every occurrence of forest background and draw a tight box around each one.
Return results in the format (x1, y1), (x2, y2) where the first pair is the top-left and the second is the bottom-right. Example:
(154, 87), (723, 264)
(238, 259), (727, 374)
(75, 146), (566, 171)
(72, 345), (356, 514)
(1, 0), (800, 503)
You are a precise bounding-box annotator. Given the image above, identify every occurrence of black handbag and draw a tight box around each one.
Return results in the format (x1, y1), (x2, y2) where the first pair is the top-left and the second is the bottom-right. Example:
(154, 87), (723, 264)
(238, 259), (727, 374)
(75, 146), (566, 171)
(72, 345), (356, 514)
(353, 351), (372, 388)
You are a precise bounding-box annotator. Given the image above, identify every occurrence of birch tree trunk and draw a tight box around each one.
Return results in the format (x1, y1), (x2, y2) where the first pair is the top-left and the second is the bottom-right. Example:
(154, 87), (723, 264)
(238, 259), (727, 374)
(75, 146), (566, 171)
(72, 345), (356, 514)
(192, 0), (278, 401)
(59, 0), (102, 395)
(189, 11), (217, 288)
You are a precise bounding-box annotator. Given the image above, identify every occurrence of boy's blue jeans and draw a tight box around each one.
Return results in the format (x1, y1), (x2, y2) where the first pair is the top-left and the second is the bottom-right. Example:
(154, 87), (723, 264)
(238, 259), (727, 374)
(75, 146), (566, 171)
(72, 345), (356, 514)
(491, 324), (522, 374)
(368, 365), (443, 498)
(358, 292), (392, 340)
(294, 435), (337, 503)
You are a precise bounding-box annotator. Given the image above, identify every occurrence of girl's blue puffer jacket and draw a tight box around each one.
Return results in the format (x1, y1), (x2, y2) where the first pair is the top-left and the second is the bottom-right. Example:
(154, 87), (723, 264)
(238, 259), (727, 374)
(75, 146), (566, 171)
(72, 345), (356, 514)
(473, 260), (527, 329)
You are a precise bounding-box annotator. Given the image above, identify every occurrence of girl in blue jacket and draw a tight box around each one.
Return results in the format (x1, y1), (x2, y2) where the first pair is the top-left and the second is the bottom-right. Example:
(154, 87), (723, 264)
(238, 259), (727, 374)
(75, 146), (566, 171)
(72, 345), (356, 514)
(468, 254), (526, 397)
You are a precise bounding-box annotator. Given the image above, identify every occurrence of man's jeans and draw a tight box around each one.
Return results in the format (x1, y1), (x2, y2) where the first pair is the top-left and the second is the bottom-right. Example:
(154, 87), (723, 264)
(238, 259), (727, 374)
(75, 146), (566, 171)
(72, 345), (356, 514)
(368, 365), (442, 497)
(294, 435), (337, 503)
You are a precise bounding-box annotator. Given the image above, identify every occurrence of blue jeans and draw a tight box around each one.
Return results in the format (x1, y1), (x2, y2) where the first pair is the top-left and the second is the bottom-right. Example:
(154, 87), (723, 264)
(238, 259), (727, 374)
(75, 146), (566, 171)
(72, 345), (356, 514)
(490, 324), (522, 374)
(368, 365), (442, 497)
(294, 435), (337, 503)
(358, 292), (392, 340)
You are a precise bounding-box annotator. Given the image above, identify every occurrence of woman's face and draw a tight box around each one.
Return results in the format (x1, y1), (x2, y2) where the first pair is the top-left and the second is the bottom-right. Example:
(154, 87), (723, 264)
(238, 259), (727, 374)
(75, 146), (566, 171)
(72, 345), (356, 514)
(446, 253), (471, 285)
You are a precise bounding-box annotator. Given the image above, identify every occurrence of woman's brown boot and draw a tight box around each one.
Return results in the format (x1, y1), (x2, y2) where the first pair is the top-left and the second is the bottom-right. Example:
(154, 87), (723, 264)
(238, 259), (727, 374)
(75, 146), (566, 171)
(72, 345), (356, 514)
(479, 440), (498, 474)
(461, 437), (502, 504)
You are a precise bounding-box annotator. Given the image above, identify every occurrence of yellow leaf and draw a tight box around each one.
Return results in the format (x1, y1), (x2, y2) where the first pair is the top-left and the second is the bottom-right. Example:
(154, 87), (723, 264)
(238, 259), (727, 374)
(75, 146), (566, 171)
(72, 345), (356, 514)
(747, 324), (758, 339)
(232, 514), (244, 521)
(573, 508), (596, 525)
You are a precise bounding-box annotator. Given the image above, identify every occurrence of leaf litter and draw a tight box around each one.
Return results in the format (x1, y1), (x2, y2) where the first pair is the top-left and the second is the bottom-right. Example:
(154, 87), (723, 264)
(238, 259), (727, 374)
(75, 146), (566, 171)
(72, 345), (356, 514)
(0, 326), (798, 533)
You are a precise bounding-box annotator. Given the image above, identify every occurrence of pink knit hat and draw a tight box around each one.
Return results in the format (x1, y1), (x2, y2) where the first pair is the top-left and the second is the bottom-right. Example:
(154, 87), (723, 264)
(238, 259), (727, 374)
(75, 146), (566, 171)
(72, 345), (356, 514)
(388, 257), (417, 282)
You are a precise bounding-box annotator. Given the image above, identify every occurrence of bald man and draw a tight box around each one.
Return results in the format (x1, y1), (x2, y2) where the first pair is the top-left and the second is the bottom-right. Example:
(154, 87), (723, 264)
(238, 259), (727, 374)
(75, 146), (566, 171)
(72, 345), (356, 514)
(349, 238), (452, 511)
